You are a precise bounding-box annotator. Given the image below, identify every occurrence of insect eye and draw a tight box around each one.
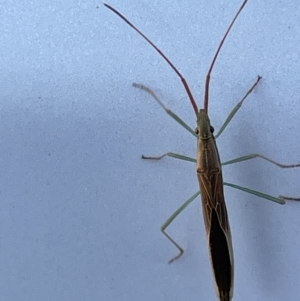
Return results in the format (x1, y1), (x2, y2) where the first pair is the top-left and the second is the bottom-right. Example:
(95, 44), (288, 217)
(210, 126), (214, 133)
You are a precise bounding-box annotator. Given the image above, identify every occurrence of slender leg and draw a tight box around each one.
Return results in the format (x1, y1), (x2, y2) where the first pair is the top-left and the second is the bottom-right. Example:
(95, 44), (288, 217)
(160, 191), (200, 263)
(279, 196), (300, 201)
(222, 153), (300, 168)
(142, 152), (196, 163)
(133, 83), (197, 137)
(224, 182), (285, 204)
(215, 75), (261, 138)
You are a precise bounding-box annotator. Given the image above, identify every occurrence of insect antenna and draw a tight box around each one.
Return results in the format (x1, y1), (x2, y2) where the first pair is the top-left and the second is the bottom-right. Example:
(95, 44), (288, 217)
(204, 0), (248, 112)
(104, 3), (199, 115)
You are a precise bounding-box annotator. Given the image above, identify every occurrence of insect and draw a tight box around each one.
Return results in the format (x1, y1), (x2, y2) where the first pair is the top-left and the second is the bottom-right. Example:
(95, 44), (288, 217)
(104, 1), (300, 300)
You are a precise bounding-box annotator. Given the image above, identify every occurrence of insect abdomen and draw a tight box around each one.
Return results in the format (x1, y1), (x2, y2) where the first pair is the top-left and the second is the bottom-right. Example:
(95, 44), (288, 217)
(209, 209), (232, 301)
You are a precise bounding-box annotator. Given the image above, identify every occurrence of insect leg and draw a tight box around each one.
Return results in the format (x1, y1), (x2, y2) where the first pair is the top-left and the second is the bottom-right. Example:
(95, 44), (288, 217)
(160, 191), (200, 263)
(142, 152), (195, 163)
(215, 75), (261, 139)
(133, 83), (197, 137)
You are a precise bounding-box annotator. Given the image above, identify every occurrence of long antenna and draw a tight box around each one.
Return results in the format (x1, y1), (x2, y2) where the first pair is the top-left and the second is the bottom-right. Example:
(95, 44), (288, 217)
(104, 3), (198, 115)
(204, 0), (248, 112)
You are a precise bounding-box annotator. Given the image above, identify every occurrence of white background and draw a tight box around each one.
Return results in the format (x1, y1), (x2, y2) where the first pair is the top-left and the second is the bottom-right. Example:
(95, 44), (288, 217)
(1, 0), (300, 300)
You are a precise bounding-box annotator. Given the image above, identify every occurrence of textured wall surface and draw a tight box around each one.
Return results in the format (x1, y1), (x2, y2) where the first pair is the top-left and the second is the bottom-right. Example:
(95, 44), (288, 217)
(1, 1), (300, 300)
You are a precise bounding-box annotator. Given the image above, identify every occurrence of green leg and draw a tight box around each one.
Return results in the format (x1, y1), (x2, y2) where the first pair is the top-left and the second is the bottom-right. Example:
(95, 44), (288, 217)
(278, 196), (300, 201)
(133, 83), (197, 137)
(160, 191), (200, 263)
(222, 153), (300, 169)
(224, 182), (286, 204)
(142, 152), (196, 163)
(215, 75), (261, 139)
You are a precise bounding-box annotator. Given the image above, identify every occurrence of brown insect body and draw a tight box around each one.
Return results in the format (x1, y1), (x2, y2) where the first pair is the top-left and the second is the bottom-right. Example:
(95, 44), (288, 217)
(105, 1), (300, 299)
(105, 1), (251, 300)
(197, 109), (234, 300)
